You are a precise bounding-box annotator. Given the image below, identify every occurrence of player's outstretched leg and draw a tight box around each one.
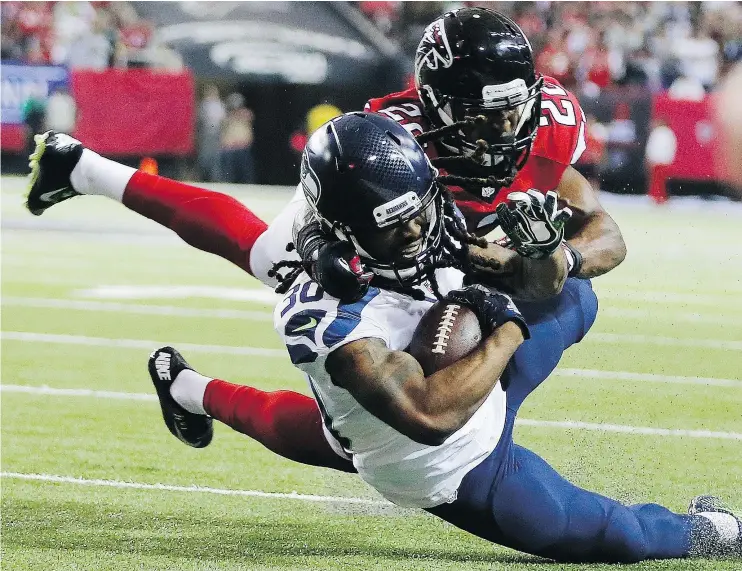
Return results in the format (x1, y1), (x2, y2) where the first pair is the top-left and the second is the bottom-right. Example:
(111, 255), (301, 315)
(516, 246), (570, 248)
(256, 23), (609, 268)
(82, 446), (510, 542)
(148, 347), (356, 473)
(25, 131), (269, 279)
(148, 346), (214, 448)
(429, 441), (741, 562)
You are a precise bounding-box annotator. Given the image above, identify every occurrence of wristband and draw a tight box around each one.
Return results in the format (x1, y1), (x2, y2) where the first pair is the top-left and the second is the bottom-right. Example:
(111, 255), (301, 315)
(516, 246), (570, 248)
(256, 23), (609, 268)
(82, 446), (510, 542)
(561, 241), (584, 278)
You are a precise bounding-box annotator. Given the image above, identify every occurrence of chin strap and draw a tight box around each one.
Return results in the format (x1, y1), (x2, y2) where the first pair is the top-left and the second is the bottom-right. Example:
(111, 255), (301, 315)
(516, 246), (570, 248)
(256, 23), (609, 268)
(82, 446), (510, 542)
(416, 118), (525, 201)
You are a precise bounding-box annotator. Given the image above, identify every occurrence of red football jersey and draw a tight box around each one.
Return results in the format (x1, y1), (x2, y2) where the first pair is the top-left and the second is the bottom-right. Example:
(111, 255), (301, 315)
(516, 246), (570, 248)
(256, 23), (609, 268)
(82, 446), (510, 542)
(365, 76), (586, 232)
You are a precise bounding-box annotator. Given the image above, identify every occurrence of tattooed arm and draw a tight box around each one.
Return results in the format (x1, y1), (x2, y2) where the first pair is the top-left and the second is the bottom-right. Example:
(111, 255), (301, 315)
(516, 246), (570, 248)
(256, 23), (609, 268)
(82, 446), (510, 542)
(324, 323), (524, 446)
(467, 242), (568, 300)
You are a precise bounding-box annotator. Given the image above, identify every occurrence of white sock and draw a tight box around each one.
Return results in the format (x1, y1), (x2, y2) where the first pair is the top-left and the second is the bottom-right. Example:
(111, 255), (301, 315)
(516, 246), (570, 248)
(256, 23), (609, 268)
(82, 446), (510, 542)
(69, 148), (137, 202)
(169, 369), (213, 415)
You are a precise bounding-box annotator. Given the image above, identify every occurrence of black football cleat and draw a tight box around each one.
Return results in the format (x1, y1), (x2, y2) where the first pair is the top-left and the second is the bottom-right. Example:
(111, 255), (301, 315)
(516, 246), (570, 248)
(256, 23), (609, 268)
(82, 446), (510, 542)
(689, 495), (742, 557)
(26, 131), (84, 216)
(147, 346), (213, 448)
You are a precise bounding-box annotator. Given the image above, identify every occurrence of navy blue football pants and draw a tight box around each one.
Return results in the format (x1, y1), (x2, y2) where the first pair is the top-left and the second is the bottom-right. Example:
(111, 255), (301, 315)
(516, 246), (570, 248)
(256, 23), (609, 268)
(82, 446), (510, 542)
(427, 278), (693, 562)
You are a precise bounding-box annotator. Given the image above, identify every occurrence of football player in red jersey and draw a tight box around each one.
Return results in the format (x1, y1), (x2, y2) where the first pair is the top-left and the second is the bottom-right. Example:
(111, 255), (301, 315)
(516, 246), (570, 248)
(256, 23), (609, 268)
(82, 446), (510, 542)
(24, 9), (624, 472)
(359, 8), (625, 287)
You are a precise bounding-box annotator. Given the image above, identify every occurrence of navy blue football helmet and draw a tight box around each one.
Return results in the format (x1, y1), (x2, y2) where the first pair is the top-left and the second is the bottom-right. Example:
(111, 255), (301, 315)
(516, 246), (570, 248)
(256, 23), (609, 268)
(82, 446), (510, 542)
(300, 112), (444, 287)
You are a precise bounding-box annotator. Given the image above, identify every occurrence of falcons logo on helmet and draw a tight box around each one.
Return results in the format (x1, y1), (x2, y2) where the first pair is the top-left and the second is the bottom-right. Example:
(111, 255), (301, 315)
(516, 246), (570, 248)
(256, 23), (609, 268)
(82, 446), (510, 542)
(415, 18), (454, 74)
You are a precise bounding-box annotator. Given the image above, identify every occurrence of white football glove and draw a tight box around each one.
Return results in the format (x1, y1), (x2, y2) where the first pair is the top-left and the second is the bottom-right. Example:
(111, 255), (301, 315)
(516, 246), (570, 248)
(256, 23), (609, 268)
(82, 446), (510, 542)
(495, 190), (572, 259)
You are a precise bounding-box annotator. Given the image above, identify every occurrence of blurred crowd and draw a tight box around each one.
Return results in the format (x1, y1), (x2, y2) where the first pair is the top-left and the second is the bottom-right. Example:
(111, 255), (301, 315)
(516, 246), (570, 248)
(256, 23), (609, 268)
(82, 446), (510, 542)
(197, 87), (257, 185)
(1, 1), (153, 69)
(359, 1), (741, 196)
(3, 1), (738, 194)
(360, 1), (742, 96)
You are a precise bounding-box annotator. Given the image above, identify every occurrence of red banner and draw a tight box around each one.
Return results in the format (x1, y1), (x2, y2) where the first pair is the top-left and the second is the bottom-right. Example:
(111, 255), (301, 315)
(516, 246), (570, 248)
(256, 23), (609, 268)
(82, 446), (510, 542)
(648, 93), (727, 201)
(651, 94), (720, 181)
(1, 124), (27, 153)
(71, 68), (194, 156)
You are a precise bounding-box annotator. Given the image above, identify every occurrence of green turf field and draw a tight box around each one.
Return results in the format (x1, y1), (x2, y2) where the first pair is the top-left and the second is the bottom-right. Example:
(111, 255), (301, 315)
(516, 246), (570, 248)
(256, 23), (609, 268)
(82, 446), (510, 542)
(2, 177), (741, 570)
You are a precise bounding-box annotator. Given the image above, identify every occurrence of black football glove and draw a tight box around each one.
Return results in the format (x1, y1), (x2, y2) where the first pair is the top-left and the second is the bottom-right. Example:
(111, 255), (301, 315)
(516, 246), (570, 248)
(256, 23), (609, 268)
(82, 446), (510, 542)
(495, 190), (572, 259)
(445, 284), (530, 339)
(295, 221), (373, 303)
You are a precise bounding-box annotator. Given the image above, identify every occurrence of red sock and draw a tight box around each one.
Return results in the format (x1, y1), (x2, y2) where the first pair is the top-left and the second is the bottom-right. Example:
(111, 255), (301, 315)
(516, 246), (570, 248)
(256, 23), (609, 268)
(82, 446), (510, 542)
(123, 171), (268, 275)
(203, 380), (356, 473)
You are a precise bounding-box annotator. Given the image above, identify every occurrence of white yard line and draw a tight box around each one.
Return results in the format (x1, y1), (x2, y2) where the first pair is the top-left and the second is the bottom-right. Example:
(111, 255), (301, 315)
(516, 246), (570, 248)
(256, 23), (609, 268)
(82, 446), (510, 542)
(3, 384), (740, 441)
(2, 384), (158, 400)
(5, 297), (742, 327)
(600, 307), (742, 326)
(516, 419), (742, 441)
(0, 332), (286, 357)
(1, 297), (274, 321)
(589, 333), (742, 351)
(65, 284), (742, 309)
(0, 472), (391, 506)
(4, 330), (741, 354)
(553, 368), (742, 388)
(596, 290), (742, 306)
(74, 285), (280, 304)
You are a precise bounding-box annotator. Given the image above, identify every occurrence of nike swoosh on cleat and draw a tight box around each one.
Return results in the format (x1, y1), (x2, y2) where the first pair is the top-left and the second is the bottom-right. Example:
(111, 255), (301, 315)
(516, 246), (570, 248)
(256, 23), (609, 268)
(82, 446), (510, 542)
(38, 188), (73, 203)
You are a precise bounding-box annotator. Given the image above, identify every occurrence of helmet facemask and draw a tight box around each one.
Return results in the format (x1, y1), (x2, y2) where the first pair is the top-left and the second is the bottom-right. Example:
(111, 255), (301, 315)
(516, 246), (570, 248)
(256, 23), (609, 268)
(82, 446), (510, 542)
(319, 181), (446, 289)
(421, 76), (543, 188)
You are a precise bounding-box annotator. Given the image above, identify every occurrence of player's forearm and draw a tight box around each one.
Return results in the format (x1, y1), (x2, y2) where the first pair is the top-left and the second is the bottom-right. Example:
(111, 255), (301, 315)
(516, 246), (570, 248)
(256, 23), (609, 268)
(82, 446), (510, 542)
(329, 327), (523, 446)
(467, 244), (566, 300)
(566, 212), (626, 278)
(516, 248), (568, 300)
(412, 322), (524, 442)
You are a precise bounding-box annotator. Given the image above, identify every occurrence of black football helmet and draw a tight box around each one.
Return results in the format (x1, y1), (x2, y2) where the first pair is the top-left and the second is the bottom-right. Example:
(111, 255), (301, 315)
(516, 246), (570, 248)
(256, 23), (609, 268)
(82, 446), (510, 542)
(300, 112), (445, 287)
(415, 8), (543, 197)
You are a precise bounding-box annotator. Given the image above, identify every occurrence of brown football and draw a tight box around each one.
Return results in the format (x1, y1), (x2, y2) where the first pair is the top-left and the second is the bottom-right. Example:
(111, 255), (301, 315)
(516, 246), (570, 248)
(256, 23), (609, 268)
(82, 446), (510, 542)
(408, 300), (483, 376)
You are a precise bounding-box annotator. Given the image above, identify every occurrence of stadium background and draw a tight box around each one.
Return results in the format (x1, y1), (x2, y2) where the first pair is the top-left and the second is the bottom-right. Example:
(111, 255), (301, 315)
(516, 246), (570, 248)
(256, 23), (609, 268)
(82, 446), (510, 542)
(2, 1), (742, 195)
(1, 2), (741, 570)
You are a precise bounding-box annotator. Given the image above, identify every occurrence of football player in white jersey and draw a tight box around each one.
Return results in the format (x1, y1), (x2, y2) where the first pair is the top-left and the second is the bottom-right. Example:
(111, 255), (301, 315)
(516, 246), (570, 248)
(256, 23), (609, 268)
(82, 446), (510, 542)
(145, 114), (739, 562)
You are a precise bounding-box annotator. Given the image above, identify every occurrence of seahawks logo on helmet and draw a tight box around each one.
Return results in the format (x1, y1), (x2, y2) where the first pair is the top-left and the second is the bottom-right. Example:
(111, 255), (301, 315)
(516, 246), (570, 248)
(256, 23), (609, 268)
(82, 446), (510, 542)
(300, 150), (322, 208)
(414, 18), (454, 76)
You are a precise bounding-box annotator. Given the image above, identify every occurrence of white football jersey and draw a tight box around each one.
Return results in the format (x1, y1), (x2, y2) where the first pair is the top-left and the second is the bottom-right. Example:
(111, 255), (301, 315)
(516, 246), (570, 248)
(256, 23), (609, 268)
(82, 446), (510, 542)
(274, 271), (507, 508)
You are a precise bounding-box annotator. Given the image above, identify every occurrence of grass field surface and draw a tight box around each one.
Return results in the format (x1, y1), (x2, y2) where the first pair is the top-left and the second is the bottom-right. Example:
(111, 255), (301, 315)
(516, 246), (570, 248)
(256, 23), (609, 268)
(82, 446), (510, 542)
(2, 177), (741, 570)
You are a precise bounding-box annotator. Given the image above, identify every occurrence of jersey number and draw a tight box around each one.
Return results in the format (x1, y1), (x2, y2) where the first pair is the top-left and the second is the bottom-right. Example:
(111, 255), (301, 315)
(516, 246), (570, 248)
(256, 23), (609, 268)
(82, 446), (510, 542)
(280, 281), (324, 317)
(377, 104), (424, 137)
(540, 84), (577, 127)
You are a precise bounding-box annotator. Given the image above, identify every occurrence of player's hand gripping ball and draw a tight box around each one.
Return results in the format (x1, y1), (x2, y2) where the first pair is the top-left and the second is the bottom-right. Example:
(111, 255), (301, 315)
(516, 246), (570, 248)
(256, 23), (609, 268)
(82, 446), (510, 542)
(407, 299), (483, 376)
(408, 285), (530, 376)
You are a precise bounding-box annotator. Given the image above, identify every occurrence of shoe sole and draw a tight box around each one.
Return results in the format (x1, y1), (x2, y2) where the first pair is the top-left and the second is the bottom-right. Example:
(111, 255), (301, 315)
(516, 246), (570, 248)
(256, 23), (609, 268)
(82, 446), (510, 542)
(26, 132), (51, 216)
